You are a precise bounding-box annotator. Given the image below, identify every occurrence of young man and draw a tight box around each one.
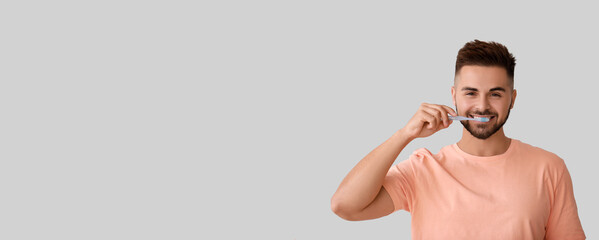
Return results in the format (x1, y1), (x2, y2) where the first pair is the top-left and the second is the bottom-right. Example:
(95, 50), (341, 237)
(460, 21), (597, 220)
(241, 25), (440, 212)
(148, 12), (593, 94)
(331, 40), (585, 239)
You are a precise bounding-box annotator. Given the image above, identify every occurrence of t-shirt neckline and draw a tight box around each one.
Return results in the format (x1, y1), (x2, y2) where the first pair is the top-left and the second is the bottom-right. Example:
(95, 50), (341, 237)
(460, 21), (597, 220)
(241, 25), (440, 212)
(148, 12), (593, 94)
(451, 139), (518, 162)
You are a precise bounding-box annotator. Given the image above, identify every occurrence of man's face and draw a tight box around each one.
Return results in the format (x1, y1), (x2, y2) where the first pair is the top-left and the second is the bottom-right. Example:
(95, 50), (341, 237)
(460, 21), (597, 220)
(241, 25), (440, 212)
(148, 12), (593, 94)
(452, 65), (517, 140)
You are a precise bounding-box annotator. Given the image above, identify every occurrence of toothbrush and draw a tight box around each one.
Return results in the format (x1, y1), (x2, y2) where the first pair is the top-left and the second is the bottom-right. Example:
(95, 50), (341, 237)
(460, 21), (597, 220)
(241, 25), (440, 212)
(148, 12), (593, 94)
(448, 116), (490, 122)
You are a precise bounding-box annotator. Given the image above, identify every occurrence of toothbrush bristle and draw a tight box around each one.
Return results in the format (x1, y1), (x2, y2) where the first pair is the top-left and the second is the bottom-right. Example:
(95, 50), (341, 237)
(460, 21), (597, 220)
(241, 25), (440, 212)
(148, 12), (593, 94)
(476, 117), (490, 122)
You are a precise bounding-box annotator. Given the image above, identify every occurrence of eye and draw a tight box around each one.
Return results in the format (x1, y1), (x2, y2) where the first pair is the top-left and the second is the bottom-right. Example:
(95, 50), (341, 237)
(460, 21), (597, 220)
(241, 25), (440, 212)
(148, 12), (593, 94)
(491, 93), (502, 97)
(465, 92), (475, 96)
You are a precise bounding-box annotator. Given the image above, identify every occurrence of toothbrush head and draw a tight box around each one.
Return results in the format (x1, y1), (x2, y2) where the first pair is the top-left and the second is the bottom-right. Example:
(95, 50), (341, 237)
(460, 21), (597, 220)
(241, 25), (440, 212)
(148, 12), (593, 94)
(473, 117), (490, 122)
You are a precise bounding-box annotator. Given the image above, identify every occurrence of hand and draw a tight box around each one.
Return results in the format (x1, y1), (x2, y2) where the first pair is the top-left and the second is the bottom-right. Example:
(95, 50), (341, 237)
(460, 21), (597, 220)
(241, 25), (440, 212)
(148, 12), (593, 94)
(401, 103), (457, 139)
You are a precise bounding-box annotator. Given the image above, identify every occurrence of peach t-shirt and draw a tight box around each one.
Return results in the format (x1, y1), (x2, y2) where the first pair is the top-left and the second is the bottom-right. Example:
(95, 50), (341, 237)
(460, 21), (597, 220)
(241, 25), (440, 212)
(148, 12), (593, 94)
(383, 139), (585, 240)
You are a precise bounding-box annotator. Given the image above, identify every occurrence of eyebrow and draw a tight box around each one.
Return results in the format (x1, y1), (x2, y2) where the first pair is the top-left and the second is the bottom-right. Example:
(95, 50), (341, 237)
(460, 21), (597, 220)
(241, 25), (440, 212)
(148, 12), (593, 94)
(490, 87), (506, 92)
(461, 87), (506, 92)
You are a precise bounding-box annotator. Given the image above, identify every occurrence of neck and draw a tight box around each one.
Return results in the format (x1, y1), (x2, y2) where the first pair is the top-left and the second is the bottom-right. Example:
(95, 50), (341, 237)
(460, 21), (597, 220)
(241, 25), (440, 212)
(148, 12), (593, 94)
(457, 128), (512, 157)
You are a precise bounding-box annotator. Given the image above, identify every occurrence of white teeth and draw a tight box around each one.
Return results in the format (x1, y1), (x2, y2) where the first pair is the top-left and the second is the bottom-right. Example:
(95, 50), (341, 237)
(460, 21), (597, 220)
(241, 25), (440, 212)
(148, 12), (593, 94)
(471, 115), (494, 119)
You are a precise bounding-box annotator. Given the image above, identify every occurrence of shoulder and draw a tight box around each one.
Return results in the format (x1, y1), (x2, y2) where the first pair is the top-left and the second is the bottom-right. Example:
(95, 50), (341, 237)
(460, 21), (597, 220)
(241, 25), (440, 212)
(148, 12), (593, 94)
(516, 140), (566, 170)
(394, 147), (439, 177)
(407, 147), (435, 162)
(406, 143), (461, 163)
(403, 147), (451, 169)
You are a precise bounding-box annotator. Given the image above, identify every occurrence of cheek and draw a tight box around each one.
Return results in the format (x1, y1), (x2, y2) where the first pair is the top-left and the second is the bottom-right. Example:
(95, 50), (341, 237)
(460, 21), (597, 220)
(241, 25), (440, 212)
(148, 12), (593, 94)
(488, 105), (509, 119)
(492, 101), (511, 112)
(456, 101), (475, 112)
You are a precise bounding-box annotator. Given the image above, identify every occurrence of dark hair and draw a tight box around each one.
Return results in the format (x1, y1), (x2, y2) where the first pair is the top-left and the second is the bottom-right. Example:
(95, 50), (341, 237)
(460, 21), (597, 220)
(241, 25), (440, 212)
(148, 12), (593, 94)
(455, 39), (516, 84)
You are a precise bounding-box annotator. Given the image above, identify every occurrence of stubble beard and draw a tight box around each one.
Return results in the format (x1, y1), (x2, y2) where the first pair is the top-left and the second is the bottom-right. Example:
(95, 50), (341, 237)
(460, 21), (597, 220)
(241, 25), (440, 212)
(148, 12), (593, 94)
(457, 107), (511, 140)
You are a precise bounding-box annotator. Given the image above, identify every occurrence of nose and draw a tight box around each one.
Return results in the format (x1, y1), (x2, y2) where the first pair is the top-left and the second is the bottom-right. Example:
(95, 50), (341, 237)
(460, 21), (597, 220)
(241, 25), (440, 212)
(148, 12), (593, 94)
(477, 96), (491, 112)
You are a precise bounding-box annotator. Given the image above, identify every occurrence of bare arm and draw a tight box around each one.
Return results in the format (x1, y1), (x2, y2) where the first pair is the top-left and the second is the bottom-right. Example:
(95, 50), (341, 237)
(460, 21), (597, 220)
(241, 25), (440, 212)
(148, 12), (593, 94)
(330, 129), (412, 220)
(331, 103), (456, 221)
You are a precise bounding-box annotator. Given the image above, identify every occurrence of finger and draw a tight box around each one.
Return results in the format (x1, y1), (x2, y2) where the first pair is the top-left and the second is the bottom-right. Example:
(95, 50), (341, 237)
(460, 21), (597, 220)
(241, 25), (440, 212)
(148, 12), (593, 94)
(427, 105), (450, 127)
(422, 106), (443, 128)
(420, 111), (438, 130)
(418, 104), (435, 129)
(441, 105), (457, 116)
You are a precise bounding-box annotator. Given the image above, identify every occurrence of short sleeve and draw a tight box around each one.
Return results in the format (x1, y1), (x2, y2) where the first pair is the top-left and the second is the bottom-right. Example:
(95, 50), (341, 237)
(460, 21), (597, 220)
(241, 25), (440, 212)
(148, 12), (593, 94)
(545, 166), (586, 240)
(382, 159), (415, 213)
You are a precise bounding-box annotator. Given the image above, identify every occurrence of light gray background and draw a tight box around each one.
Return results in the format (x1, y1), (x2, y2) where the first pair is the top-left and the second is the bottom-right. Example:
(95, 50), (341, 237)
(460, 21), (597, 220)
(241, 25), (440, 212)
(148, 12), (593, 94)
(1, 1), (597, 239)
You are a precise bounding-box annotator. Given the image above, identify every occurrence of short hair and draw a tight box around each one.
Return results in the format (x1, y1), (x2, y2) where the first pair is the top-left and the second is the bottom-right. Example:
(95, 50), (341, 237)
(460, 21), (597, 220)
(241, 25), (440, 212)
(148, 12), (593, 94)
(455, 39), (516, 84)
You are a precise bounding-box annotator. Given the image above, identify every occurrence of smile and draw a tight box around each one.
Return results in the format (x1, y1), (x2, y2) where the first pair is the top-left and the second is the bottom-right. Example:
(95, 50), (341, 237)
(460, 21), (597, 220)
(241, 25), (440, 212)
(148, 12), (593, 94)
(470, 115), (495, 122)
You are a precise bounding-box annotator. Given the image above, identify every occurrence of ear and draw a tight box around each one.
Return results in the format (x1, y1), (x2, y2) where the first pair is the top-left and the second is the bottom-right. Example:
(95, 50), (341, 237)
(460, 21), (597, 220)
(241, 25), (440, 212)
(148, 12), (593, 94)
(510, 89), (517, 109)
(451, 86), (456, 106)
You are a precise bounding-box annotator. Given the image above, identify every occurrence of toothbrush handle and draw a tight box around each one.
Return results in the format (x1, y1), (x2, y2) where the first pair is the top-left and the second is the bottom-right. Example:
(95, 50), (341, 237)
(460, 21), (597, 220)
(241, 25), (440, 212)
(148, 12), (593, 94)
(448, 116), (469, 121)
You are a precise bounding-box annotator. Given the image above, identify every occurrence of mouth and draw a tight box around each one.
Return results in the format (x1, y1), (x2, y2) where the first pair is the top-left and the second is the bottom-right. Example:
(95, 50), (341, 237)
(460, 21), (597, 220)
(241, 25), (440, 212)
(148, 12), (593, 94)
(469, 114), (495, 122)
